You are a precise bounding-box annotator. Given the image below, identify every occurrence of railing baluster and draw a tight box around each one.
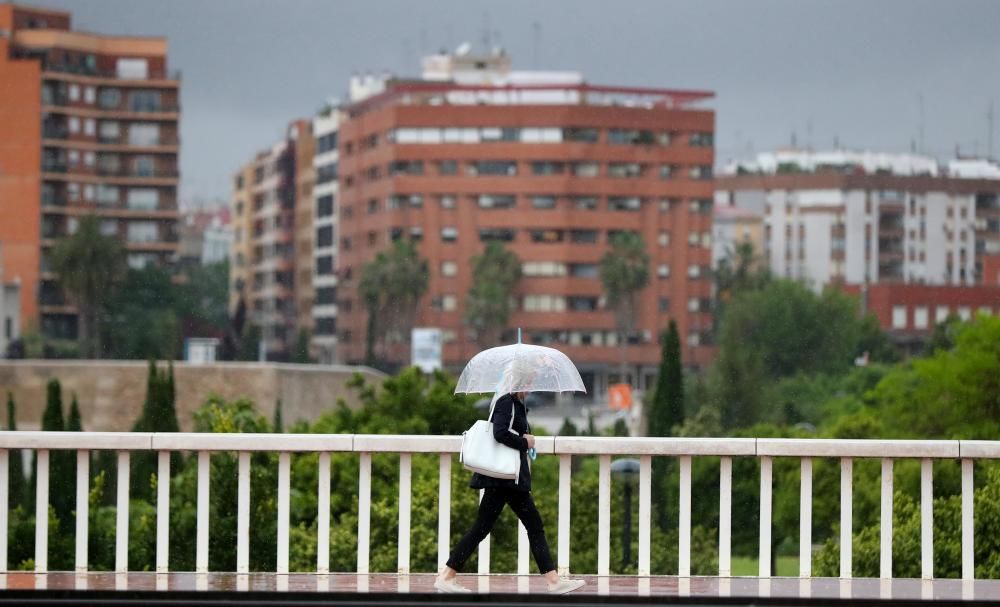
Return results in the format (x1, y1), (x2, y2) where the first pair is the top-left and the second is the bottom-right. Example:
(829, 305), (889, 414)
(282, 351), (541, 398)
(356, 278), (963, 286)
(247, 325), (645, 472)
(799, 457), (812, 577)
(598, 454), (611, 576)
(961, 458), (974, 580)
(437, 453), (450, 570)
(921, 458), (933, 579)
(397, 452), (411, 575)
(719, 456), (732, 577)
(517, 521), (528, 575)
(277, 451), (291, 574)
(317, 451), (331, 574)
(679, 455), (692, 577)
(840, 457), (852, 578)
(880, 458), (893, 578)
(75, 449), (89, 572)
(478, 489), (490, 574)
(0, 449), (7, 572)
(196, 450), (209, 573)
(237, 451), (250, 574)
(759, 455), (772, 577)
(638, 455), (651, 576)
(156, 451), (170, 573)
(35, 448), (49, 572)
(357, 452), (371, 574)
(557, 454), (571, 576)
(115, 450), (130, 573)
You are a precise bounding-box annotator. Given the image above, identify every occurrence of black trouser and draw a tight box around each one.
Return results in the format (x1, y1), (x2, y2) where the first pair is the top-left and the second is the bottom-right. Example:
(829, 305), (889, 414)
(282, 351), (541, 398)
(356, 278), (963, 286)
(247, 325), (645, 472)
(446, 487), (555, 574)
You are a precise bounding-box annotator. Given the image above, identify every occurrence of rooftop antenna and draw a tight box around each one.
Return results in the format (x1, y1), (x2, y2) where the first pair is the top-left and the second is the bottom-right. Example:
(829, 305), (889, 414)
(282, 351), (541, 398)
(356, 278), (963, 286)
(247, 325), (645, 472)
(806, 117), (813, 151)
(918, 93), (925, 154)
(532, 21), (541, 68)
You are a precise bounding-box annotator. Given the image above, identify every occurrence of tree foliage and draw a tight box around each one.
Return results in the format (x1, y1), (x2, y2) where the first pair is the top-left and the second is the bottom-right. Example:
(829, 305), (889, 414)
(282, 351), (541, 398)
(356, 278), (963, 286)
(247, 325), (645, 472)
(464, 242), (522, 348)
(599, 232), (650, 385)
(358, 240), (429, 367)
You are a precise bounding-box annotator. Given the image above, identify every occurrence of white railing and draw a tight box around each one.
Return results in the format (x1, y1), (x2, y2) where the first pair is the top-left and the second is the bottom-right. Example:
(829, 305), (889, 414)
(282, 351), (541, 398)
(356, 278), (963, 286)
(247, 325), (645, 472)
(0, 433), (995, 582)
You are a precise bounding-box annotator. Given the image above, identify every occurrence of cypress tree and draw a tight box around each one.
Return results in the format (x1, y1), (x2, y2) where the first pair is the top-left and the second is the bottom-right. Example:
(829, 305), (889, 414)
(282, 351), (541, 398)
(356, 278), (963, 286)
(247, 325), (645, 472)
(67, 394), (83, 432)
(273, 398), (284, 433)
(39, 379), (73, 522)
(649, 321), (684, 531)
(6, 393), (25, 509)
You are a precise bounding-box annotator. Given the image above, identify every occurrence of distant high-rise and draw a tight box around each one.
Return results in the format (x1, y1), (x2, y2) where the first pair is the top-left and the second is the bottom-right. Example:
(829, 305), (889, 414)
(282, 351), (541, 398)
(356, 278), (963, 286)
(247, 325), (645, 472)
(311, 109), (341, 363)
(0, 3), (181, 342)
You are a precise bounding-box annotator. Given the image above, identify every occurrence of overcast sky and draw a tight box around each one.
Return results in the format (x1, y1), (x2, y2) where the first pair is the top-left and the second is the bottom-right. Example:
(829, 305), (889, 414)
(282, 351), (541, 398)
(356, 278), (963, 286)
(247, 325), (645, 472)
(21, 0), (1000, 203)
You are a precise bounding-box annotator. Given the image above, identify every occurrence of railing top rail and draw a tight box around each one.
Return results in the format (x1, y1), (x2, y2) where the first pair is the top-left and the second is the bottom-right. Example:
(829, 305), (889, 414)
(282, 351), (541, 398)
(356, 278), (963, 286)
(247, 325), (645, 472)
(0, 432), (995, 459)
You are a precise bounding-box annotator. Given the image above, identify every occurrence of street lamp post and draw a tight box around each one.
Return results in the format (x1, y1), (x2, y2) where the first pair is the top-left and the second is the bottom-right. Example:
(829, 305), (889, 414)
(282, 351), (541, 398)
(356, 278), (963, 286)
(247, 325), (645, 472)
(611, 458), (640, 569)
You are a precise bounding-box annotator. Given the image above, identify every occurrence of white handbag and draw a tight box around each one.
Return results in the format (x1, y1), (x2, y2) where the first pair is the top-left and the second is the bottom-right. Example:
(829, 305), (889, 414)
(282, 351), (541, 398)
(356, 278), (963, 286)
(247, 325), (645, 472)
(460, 399), (521, 482)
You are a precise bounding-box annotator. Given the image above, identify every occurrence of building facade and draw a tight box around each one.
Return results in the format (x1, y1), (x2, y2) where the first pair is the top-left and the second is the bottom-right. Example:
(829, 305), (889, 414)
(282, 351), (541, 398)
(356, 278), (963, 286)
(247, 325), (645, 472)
(0, 3), (181, 341)
(711, 203), (765, 268)
(716, 151), (1000, 290)
(229, 120), (313, 359)
(335, 51), (716, 394)
(311, 110), (341, 363)
(0, 245), (22, 357)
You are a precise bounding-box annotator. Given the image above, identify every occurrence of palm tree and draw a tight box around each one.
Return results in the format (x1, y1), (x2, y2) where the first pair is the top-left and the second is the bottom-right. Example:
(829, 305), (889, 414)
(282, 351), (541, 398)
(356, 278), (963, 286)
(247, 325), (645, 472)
(464, 242), (522, 348)
(359, 240), (429, 366)
(599, 231), (650, 388)
(48, 215), (127, 357)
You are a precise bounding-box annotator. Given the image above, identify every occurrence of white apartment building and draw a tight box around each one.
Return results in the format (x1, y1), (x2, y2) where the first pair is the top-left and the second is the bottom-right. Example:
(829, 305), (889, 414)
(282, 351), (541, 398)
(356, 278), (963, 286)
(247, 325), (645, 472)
(716, 150), (1000, 290)
(311, 109), (341, 363)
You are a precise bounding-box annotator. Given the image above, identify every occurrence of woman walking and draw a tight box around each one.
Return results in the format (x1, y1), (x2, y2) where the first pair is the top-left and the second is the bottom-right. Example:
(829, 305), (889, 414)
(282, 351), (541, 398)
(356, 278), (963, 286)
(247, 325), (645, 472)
(435, 387), (585, 594)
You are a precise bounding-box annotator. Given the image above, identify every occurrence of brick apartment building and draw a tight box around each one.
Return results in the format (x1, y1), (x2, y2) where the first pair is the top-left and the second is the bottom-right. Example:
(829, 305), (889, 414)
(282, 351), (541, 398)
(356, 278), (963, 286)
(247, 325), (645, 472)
(335, 51), (715, 396)
(0, 3), (181, 343)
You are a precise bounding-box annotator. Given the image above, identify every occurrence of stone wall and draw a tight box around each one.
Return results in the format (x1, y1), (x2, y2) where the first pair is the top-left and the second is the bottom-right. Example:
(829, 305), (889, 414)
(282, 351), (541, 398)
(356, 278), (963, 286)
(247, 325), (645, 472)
(0, 361), (385, 431)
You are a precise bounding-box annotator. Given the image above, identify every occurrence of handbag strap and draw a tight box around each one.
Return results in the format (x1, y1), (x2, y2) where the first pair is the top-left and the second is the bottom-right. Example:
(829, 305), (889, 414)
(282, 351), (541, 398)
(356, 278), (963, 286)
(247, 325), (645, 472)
(487, 394), (517, 433)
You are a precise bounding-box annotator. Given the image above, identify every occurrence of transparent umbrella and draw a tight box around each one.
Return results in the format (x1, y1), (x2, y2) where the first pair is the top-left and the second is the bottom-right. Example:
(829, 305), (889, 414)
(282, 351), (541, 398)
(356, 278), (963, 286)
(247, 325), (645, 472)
(455, 331), (586, 396)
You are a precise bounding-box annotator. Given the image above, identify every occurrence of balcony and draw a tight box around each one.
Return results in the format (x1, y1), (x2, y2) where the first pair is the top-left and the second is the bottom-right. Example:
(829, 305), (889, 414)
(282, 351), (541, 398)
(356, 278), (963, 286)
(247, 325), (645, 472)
(0, 431), (993, 603)
(96, 167), (180, 179)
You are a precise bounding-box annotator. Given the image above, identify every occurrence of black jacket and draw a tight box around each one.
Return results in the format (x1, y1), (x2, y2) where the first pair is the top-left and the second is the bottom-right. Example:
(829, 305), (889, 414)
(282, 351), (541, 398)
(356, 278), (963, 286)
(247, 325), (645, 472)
(469, 393), (532, 492)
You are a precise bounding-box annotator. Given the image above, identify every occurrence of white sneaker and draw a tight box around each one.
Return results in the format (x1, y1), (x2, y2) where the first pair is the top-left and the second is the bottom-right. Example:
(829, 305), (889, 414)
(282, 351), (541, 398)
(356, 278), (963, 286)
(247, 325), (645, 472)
(434, 576), (472, 594)
(548, 577), (585, 594)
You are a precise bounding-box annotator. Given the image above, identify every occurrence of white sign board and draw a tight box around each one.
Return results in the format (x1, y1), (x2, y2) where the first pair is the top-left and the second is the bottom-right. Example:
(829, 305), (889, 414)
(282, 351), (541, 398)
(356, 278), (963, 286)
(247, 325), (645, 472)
(411, 327), (442, 373)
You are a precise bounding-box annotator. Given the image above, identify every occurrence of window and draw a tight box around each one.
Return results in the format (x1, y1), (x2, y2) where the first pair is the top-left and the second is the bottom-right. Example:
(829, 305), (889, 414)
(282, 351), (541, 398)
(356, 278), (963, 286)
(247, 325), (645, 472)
(69, 84), (80, 101)
(530, 229), (564, 243)
(563, 127), (599, 142)
(316, 162), (338, 183)
(127, 254), (155, 269)
(523, 295), (566, 312)
(316, 132), (338, 154)
(441, 261), (458, 277)
(658, 232), (670, 246)
(659, 165), (676, 179)
(479, 228), (516, 242)
(480, 127), (519, 142)
(84, 152), (95, 167)
(659, 198), (677, 212)
(441, 227), (458, 242)
(315, 317), (337, 336)
(569, 263), (598, 278)
(568, 296), (599, 312)
(608, 163), (644, 178)
(658, 132), (673, 146)
(689, 199), (712, 214)
(658, 298), (670, 312)
(609, 129), (654, 145)
(68, 117), (80, 134)
(524, 262), (567, 277)
(127, 188), (158, 210)
(892, 305), (907, 329)
(316, 287), (337, 305)
(571, 162), (599, 177)
(316, 255), (334, 275)
(467, 160), (517, 176)
(531, 161), (565, 176)
(689, 165), (713, 180)
(99, 121), (120, 142)
(570, 230), (598, 244)
(688, 232), (700, 246)
(129, 123), (159, 146)
(98, 88), (121, 109)
(957, 306), (972, 321)
(609, 197), (641, 211)
(316, 226), (334, 247)
(367, 199), (378, 214)
(658, 264), (670, 278)
(442, 295), (457, 311)
(572, 196), (597, 211)
(117, 58), (149, 80)
(531, 195), (557, 209)
(521, 128), (561, 142)
(84, 86), (96, 104)
(437, 160), (458, 175)
(126, 221), (159, 243)
(409, 226), (423, 241)
(389, 160), (424, 176)
(134, 155), (155, 177)
(100, 220), (118, 236)
(96, 185), (119, 205)
(935, 305), (950, 323)
(317, 194), (335, 217)
(477, 194), (516, 209)
(914, 306), (929, 329)
(439, 195), (456, 209)
(687, 264), (700, 278)
(84, 119), (95, 136)
(689, 132), (714, 147)
(129, 90), (160, 112)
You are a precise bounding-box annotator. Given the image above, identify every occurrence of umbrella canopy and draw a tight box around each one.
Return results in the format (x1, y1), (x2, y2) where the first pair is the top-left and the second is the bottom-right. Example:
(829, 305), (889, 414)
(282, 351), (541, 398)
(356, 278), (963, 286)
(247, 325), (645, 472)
(455, 342), (587, 395)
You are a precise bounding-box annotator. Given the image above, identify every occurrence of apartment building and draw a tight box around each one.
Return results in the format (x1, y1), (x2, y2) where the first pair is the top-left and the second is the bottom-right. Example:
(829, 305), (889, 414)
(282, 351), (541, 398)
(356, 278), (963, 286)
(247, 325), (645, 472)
(0, 3), (181, 341)
(716, 150), (1000, 289)
(229, 120), (312, 359)
(311, 109), (341, 363)
(336, 50), (716, 393)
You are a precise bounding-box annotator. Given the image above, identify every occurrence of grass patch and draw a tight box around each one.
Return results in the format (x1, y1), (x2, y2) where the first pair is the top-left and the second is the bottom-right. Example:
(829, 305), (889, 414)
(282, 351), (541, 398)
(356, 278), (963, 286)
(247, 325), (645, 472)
(730, 555), (798, 577)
